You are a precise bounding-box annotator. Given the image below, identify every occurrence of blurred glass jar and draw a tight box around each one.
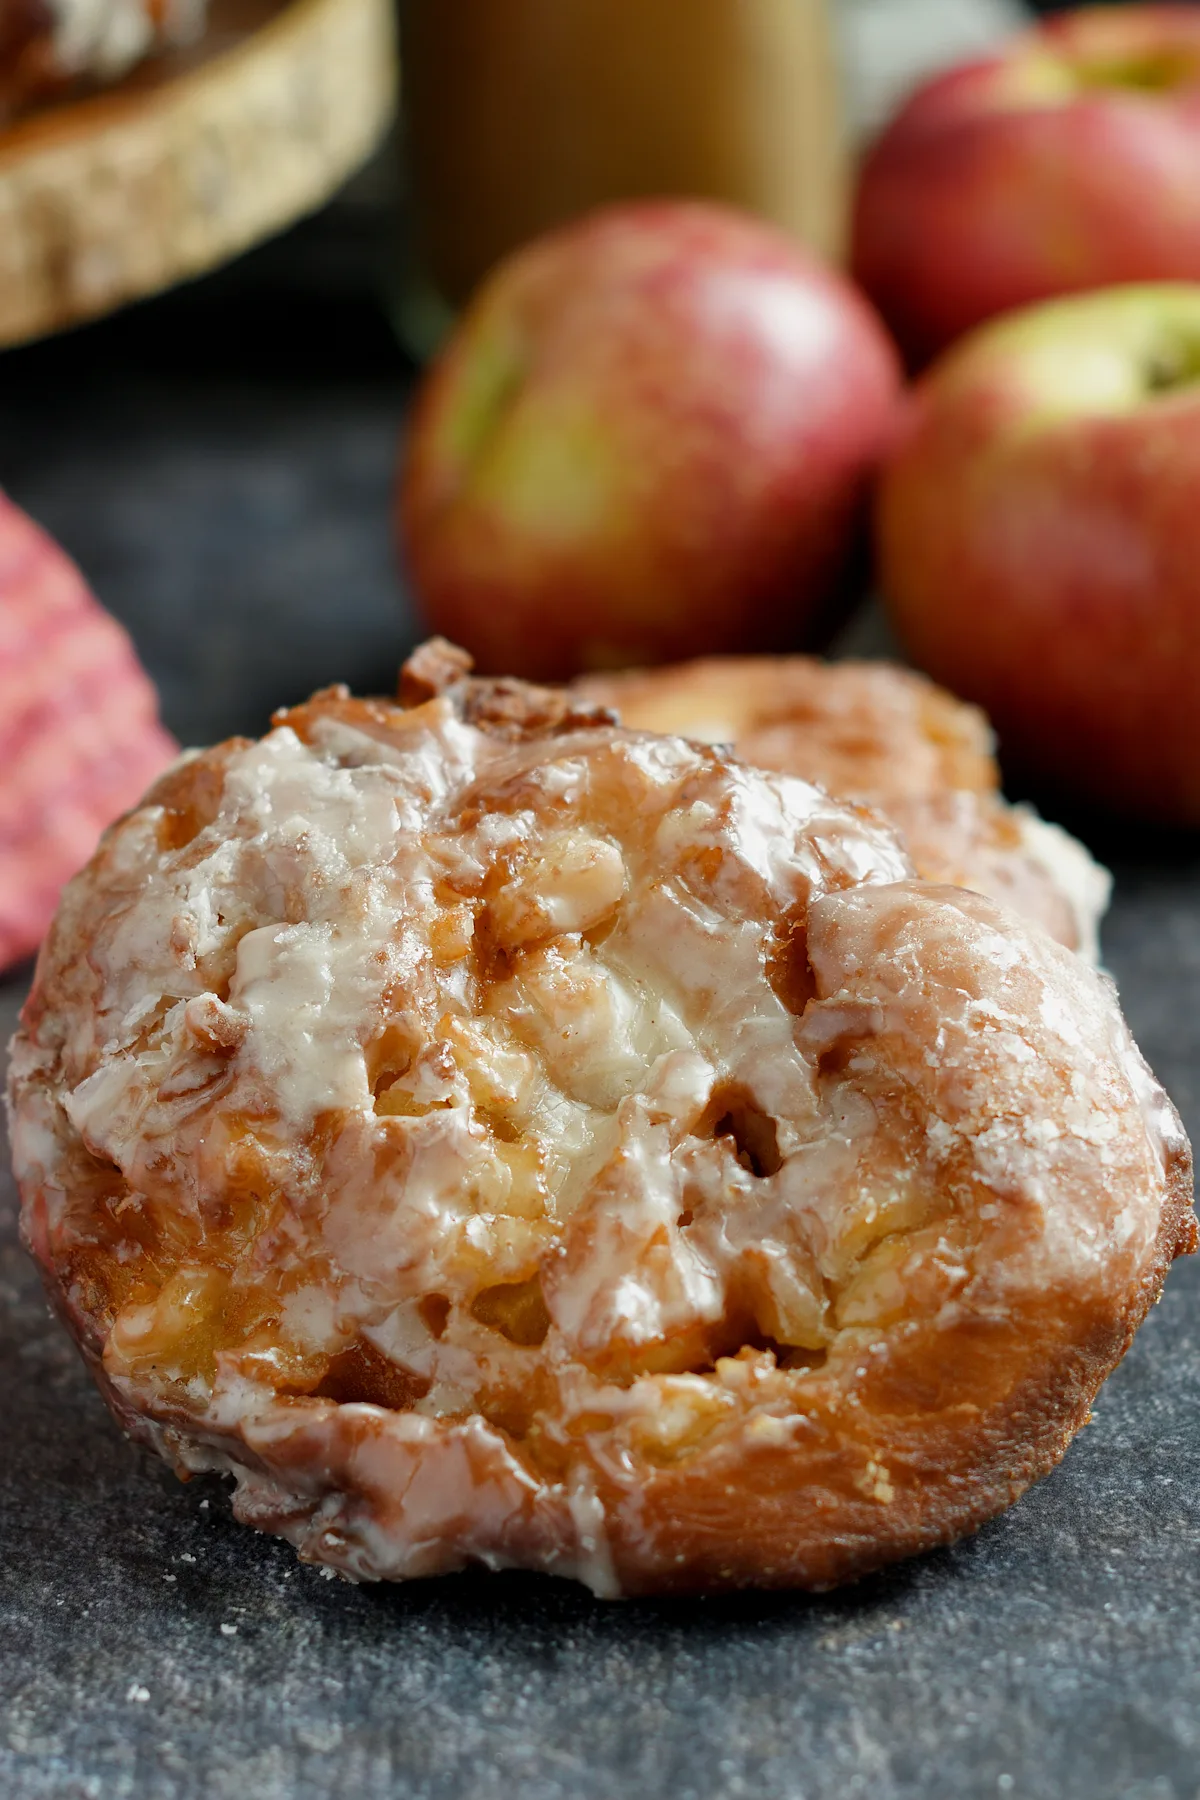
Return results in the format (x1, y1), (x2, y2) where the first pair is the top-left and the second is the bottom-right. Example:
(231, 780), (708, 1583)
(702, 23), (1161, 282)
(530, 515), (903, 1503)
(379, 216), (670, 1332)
(397, 0), (846, 355)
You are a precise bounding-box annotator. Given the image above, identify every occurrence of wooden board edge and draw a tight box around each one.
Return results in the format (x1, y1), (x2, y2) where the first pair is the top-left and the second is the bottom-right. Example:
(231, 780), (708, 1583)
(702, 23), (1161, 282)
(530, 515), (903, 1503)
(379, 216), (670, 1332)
(0, 0), (397, 347)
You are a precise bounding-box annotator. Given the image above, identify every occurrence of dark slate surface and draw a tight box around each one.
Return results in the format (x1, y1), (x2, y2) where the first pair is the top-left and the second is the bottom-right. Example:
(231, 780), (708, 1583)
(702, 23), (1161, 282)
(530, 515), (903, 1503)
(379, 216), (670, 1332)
(3, 191), (1200, 1800)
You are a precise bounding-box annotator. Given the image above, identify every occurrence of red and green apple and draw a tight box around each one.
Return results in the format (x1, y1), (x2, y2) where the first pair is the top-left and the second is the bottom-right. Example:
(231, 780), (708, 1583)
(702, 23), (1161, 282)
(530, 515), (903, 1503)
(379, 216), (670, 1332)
(853, 5), (1200, 366)
(399, 201), (901, 682)
(879, 282), (1200, 823)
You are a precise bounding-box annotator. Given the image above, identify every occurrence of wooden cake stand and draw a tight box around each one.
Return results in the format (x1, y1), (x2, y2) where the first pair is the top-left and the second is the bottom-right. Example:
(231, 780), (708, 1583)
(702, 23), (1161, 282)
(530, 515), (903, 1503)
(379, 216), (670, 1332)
(0, 0), (396, 348)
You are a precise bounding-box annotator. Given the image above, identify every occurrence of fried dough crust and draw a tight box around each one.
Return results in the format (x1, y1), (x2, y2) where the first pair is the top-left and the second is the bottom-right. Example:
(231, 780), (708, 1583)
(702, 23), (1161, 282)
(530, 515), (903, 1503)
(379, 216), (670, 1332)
(9, 644), (1191, 1596)
(576, 657), (1111, 962)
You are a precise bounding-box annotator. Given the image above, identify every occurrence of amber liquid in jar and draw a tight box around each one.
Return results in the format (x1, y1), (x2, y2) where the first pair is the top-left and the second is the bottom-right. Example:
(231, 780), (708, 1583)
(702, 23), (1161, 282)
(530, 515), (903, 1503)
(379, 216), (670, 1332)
(398, 0), (846, 349)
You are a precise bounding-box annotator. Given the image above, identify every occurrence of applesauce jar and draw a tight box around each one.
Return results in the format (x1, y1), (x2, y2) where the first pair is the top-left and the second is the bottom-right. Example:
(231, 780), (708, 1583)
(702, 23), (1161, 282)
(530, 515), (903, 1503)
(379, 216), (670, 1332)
(397, 0), (846, 353)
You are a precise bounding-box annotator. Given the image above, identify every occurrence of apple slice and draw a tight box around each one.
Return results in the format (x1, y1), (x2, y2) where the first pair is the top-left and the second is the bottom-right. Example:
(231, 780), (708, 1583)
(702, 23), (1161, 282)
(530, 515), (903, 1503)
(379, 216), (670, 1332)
(0, 491), (176, 973)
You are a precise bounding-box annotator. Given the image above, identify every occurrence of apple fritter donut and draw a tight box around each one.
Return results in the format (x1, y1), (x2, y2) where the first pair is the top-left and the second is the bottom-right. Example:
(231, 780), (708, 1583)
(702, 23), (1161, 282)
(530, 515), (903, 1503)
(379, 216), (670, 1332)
(9, 643), (1192, 1597)
(576, 656), (1110, 962)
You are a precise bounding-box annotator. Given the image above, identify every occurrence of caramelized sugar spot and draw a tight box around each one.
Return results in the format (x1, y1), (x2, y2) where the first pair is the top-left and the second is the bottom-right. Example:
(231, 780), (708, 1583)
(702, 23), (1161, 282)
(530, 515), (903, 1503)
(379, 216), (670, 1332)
(470, 1276), (551, 1347)
(765, 905), (815, 1017)
(817, 1041), (855, 1083)
(149, 746), (245, 852)
(419, 1293), (451, 1339)
(313, 1339), (431, 1410)
(375, 1085), (453, 1120)
(367, 1021), (417, 1101)
(613, 1303), (827, 1384)
(700, 1084), (782, 1179)
(470, 907), (515, 990)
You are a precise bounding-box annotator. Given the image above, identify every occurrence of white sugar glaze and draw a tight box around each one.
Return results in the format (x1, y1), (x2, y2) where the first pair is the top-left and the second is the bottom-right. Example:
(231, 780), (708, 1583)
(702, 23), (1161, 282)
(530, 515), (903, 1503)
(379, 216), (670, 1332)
(575, 654), (1113, 964)
(9, 666), (1192, 1596)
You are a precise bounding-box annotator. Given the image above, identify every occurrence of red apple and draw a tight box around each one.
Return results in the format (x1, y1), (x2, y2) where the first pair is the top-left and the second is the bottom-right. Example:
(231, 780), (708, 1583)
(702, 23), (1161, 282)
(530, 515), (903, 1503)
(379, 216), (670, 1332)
(398, 202), (901, 682)
(877, 282), (1200, 824)
(852, 5), (1200, 368)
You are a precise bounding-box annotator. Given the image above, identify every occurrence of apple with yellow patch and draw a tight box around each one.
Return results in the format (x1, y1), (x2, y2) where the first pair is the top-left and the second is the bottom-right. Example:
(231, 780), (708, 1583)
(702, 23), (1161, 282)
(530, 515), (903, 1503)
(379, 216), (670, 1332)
(878, 283), (1200, 823)
(853, 5), (1200, 366)
(398, 202), (901, 682)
